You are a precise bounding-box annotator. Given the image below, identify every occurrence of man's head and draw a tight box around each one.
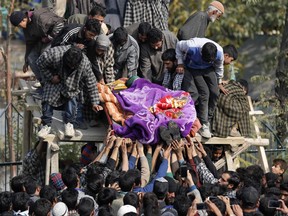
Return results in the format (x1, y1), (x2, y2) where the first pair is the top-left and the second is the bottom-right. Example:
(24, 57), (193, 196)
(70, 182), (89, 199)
(218, 171), (240, 190)
(61, 166), (79, 189)
(113, 27), (128, 47)
(147, 28), (163, 51)
(61, 189), (78, 211)
(94, 34), (110, 57)
(123, 192), (139, 210)
(52, 202), (68, 216)
(12, 192), (30, 212)
(10, 175), (26, 193)
(23, 176), (40, 196)
(280, 183), (288, 204)
(272, 158), (288, 175)
(89, 5), (106, 23)
(63, 47), (83, 70)
(0, 192), (12, 213)
(78, 197), (95, 216)
(161, 48), (177, 73)
(207, 1), (224, 22)
(238, 186), (260, 211)
(10, 11), (28, 28)
(31, 198), (52, 216)
(138, 22), (152, 43)
(40, 185), (57, 205)
(164, 176), (178, 205)
(97, 188), (117, 206)
(153, 177), (169, 201)
(119, 169), (141, 192)
(201, 42), (217, 63)
(223, 44), (238, 65)
(83, 19), (101, 40)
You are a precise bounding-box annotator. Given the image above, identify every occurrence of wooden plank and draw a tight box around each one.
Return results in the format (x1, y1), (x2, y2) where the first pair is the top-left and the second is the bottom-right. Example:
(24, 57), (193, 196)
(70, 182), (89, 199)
(193, 135), (245, 145)
(247, 96), (269, 173)
(225, 150), (235, 171)
(22, 110), (32, 159)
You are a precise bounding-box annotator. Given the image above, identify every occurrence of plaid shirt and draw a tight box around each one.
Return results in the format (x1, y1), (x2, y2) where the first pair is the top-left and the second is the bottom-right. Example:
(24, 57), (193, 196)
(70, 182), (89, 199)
(88, 43), (115, 84)
(123, 0), (169, 30)
(212, 80), (251, 137)
(36, 45), (100, 107)
(197, 161), (218, 185)
(162, 70), (184, 90)
(22, 150), (45, 186)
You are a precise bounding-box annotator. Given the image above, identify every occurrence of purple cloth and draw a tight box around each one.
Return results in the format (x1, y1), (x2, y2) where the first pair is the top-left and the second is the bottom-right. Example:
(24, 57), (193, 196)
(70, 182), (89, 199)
(113, 79), (196, 144)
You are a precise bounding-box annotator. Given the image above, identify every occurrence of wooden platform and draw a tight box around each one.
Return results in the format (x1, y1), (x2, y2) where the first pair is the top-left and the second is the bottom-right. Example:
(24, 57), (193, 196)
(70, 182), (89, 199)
(15, 78), (270, 184)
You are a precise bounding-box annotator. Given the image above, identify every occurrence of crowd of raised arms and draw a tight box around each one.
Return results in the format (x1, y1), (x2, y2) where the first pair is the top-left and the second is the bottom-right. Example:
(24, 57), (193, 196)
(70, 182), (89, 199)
(2, 0), (287, 216)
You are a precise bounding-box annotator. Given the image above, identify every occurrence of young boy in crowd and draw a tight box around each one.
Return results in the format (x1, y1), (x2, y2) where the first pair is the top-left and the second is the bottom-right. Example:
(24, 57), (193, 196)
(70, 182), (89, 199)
(161, 48), (184, 90)
(271, 158), (287, 176)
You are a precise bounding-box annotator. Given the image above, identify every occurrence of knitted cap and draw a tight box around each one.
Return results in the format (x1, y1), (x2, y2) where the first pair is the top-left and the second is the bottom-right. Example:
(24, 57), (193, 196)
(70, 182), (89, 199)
(49, 173), (66, 191)
(210, 1), (225, 14)
(96, 34), (110, 50)
(10, 11), (26, 26)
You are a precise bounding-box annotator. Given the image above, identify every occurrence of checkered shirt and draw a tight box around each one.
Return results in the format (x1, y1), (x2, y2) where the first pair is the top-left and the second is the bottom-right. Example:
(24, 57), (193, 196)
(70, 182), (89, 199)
(95, 44), (115, 84)
(212, 80), (251, 137)
(36, 45), (100, 107)
(162, 70), (184, 90)
(124, 0), (169, 30)
(22, 150), (45, 186)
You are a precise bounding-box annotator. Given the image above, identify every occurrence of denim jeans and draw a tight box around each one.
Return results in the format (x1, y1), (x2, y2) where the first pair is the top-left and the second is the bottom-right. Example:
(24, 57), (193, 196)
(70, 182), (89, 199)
(41, 97), (81, 126)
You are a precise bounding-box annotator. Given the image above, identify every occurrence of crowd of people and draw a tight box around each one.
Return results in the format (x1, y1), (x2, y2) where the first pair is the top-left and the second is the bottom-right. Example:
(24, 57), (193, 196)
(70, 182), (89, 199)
(1, 0), (282, 216)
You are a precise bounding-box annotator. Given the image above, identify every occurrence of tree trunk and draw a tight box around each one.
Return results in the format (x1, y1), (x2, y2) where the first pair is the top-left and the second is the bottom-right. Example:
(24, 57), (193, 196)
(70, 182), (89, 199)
(275, 4), (288, 143)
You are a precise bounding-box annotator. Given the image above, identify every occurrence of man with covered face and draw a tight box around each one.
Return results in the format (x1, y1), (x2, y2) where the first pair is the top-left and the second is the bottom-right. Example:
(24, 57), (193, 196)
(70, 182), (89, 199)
(139, 27), (178, 84)
(87, 34), (115, 84)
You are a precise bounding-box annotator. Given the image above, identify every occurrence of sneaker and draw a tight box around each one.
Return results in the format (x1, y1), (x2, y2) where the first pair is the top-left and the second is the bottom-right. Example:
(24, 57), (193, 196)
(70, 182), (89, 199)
(65, 122), (75, 138)
(37, 125), (51, 138)
(199, 123), (211, 139)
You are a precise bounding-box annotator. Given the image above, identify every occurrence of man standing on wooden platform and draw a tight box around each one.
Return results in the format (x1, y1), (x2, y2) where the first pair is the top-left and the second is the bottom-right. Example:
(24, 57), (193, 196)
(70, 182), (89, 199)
(36, 46), (102, 138)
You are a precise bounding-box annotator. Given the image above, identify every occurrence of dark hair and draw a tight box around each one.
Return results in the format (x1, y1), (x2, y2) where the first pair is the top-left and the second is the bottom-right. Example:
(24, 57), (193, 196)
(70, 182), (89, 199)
(225, 171), (240, 190)
(123, 213), (137, 216)
(89, 5), (106, 17)
(86, 175), (104, 197)
(31, 198), (52, 216)
(124, 192), (139, 209)
(63, 47), (83, 69)
(119, 169), (141, 192)
(259, 196), (277, 216)
(223, 44), (238, 60)
(84, 18), (101, 35)
(161, 48), (176, 62)
(97, 205), (113, 216)
(10, 175), (26, 192)
(202, 42), (217, 63)
(97, 188), (117, 206)
(61, 166), (79, 189)
(280, 182), (288, 192)
(12, 192), (30, 212)
(0, 192), (12, 213)
(147, 28), (163, 44)
(273, 158), (288, 172)
(237, 79), (249, 94)
(265, 172), (280, 188)
(142, 192), (160, 216)
(113, 27), (128, 44)
(105, 170), (121, 187)
(40, 185), (57, 204)
(173, 195), (192, 216)
(61, 189), (78, 210)
(23, 176), (38, 195)
(208, 198), (226, 216)
(199, 183), (227, 201)
(78, 197), (95, 216)
(138, 22), (152, 35)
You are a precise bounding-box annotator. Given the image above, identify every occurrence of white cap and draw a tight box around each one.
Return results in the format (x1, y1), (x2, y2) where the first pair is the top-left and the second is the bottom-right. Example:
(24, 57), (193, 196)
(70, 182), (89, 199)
(52, 202), (68, 216)
(117, 205), (137, 216)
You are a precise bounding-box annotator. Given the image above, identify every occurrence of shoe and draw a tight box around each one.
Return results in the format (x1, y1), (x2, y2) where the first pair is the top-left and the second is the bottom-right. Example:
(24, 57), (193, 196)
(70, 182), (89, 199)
(199, 123), (211, 139)
(168, 120), (181, 141)
(37, 125), (51, 138)
(31, 81), (41, 89)
(65, 122), (75, 138)
(159, 125), (173, 146)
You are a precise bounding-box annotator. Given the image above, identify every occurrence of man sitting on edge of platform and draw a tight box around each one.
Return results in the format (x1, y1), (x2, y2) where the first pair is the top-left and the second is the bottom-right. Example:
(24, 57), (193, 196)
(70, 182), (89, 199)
(36, 46), (102, 138)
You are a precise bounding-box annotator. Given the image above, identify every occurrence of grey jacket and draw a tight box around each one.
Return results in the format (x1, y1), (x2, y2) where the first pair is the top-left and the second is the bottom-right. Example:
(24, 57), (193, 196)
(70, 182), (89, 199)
(139, 30), (178, 84)
(177, 11), (210, 40)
